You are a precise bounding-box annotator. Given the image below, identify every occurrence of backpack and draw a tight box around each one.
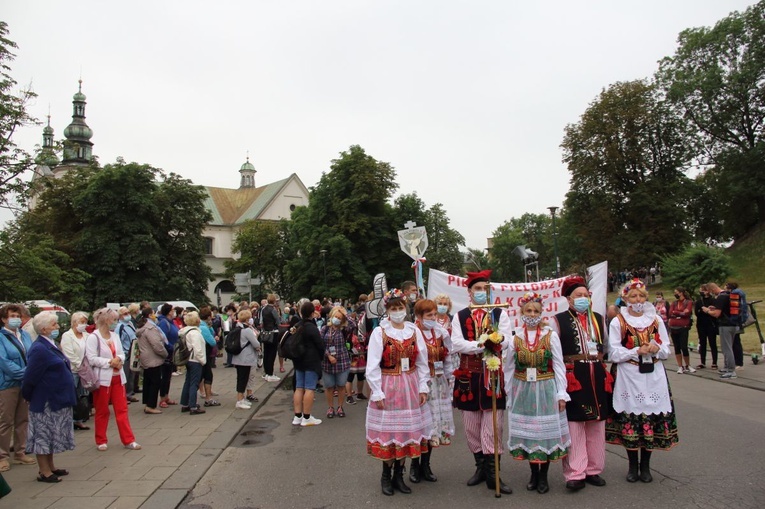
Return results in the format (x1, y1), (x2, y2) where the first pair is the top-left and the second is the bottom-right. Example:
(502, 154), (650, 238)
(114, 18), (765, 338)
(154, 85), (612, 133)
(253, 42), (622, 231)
(729, 288), (749, 326)
(173, 327), (195, 366)
(224, 326), (245, 355)
(278, 325), (305, 360)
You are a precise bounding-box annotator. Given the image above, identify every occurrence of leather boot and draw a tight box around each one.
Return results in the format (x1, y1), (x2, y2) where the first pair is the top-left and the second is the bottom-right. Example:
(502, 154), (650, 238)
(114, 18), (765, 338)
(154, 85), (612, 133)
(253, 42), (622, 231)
(639, 449), (653, 483)
(626, 449), (639, 483)
(484, 454), (513, 494)
(381, 462), (394, 496)
(467, 452), (486, 486)
(526, 463), (539, 491)
(409, 457), (421, 483)
(537, 462), (549, 494)
(392, 460), (412, 494)
(421, 451), (437, 482)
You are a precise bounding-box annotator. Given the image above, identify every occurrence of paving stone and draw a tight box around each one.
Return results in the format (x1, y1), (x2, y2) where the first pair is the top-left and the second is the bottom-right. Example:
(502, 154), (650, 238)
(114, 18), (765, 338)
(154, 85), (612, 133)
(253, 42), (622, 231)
(138, 489), (188, 509)
(94, 479), (163, 497)
(106, 496), (148, 509)
(48, 496), (117, 509)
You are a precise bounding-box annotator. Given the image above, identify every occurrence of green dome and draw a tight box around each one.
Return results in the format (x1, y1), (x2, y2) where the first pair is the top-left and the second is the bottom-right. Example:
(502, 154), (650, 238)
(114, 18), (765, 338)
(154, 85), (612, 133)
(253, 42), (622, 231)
(64, 122), (93, 140)
(240, 160), (255, 172)
(43, 125), (54, 135)
(73, 91), (86, 102)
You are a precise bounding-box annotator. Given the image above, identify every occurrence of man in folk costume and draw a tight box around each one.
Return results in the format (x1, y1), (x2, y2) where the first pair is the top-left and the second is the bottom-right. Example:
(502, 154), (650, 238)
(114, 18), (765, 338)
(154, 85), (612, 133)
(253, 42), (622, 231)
(450, 270), (512, 494)
(551, 276), (613, 491)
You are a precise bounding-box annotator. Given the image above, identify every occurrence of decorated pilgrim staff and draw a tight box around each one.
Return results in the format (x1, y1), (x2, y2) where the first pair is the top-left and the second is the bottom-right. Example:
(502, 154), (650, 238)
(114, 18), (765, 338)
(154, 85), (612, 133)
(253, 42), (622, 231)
(365, 289), (433, 496)
(502, 292), (570, 495)
(606, 279), (678, 483)
(450, 270), (512, 495)
(550, 276), (612, 491)
(409, 299), (455, 484)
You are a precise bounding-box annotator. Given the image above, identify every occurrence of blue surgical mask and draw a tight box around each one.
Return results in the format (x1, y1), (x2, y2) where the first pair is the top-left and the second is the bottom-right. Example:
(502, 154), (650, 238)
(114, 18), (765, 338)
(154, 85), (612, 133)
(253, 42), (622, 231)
(121, 316), (131, 323)
(573, 297), (590, 313)
(422, 319), (438, 330)
(331, 317), (342, 326)
(108, 323), (117, 331)
(472, 291), (487, 305)
(437, 305), (448, 315)
(50, 330), (60, 340)
(7, 317), (22, 329)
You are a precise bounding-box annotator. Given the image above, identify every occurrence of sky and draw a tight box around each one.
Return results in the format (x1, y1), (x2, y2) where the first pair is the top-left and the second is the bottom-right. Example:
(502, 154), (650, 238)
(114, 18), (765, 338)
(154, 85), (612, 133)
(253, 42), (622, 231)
(3, 0), (756, 250)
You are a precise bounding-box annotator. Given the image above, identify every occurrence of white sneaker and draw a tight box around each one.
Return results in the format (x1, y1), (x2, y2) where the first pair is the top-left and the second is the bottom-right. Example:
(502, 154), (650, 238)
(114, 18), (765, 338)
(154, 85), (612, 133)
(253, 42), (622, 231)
(264, 375), (281, 382)
(685, 366), (696, 373)
(235, 400), (252, 409)
(301, 416), (322, 427)
(292, 416), (302, 426)
(676, 367), (684, 374)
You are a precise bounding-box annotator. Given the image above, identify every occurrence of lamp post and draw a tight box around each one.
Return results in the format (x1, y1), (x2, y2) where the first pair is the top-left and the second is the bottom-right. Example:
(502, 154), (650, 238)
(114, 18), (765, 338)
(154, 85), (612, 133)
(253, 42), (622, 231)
(320, 249), (327, 292)
(548, 206), (560, 277)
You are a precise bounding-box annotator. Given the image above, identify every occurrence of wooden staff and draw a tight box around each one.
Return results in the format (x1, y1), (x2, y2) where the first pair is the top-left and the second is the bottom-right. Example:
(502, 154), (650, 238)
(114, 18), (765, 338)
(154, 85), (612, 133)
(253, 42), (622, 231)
(491, 370), (500, 498)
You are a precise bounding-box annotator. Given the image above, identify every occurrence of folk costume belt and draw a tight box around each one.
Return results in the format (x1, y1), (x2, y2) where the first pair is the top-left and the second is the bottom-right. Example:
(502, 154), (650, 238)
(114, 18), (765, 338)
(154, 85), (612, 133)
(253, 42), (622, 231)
(514, 370), (554, 381)
(459, 355), (484, 373)
(564, 354), (603, 364)
(381, 364), (416, 376)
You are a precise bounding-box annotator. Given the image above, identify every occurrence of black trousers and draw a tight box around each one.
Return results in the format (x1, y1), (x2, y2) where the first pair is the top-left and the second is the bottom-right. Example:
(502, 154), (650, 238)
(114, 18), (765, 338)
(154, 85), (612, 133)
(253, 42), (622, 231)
(143, 366), (163, 408)
(202, 344), (214, 384)
(235, 365), (251, 393)
(160, 362), (173, 398)
(263, 338), (278, 376)
(697, 326), (718, 365)
(733, 333), (744, 367)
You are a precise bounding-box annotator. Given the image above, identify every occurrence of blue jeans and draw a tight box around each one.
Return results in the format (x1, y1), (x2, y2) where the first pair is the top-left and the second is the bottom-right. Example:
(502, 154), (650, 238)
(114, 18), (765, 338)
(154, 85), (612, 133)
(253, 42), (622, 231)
(295, 370), (319, 390)
(180, 362), (203, 409)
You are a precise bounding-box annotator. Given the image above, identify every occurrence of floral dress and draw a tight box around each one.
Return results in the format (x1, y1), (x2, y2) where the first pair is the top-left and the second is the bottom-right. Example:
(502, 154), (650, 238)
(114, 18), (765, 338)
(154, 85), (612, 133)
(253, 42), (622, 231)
(504, 326), (570, 462)
(605, 307), (679, 450)
(365, 321), (433, 461)
(420, 323), (455, 447)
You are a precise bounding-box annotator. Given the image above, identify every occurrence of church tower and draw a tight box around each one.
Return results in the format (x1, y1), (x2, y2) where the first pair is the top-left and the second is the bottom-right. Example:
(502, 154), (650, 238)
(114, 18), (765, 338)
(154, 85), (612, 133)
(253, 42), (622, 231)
(60, 79), (94, 167)
(239, 155), (257, 188)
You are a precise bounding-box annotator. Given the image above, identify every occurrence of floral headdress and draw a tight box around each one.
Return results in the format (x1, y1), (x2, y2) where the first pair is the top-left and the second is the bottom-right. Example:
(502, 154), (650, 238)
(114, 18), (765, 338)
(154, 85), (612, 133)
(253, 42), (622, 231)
(383, 288), (405, 306)
(621, 278), (646, 296)
(518, 292), (544, 307)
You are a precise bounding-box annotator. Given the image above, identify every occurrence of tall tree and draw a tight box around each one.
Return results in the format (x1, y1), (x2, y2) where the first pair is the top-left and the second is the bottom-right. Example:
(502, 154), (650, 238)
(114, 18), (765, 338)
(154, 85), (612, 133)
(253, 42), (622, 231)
(561, 80), (696, 268)
(285, 145), (401, 299)
(657, 1), (765, 238)
(0, 21), (36, 214)
(227, 219), (292, 298)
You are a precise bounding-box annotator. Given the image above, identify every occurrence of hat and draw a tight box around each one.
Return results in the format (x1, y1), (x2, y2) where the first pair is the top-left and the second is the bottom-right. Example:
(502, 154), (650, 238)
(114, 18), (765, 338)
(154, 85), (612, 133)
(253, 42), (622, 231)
(562, 276), (587, 297)
(621, 278), (646, 296)
(466, 269), (492, 289)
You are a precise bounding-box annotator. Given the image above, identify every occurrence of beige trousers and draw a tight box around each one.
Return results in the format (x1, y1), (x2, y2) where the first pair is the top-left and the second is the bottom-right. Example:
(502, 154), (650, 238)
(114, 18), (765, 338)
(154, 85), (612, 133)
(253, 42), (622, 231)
(0, 387), (29, 460)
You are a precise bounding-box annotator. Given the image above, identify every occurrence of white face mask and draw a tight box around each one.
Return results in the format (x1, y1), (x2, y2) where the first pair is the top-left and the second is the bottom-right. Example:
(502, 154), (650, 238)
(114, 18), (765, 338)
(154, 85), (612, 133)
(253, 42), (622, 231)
(76, 324), (87, 333)
(629, 302), (646, 313)
(331, 317), (342, 326)
(389, 310), (407, 324)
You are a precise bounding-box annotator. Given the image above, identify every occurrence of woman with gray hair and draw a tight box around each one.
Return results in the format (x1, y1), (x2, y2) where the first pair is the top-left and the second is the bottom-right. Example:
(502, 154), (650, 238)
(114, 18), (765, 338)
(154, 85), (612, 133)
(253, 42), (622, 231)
(21, 312), (77, 483)
(60, 312), (91, 430)
(85, 308), (141, 451)
(178, 312), (207, 415)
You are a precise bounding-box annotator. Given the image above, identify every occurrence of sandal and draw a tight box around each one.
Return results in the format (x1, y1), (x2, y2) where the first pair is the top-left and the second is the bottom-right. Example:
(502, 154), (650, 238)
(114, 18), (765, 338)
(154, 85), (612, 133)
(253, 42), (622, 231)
(336, 406), (345, 418)
(144, 408), (162, 414)
(74, 423), (91, 430)
(97, 444), (108, 452)
(695, 364), (706, 369)
(159, 401), (169, 408)
(124, 442), (142, 450)
(52, 469), (69, 476)
(37, 473), (61, 483)
(204, 399), (221, 407)
(711, 364), (718, 369)
(327, 407), (335, 419)
(165, 399), (178, 405)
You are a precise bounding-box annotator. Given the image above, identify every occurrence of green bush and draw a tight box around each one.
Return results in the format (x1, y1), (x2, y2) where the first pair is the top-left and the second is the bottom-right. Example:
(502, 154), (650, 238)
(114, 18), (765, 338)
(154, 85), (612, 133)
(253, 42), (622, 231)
(661, 245), (733, 297)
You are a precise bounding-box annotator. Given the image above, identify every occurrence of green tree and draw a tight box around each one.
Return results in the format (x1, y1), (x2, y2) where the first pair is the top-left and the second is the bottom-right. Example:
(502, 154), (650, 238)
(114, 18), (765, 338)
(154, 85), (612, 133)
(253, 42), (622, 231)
(661, 245), (733, 297)
(227, 219), (292, 298)
(0, 22), (36, 213)
(488, 213), (557, 282)
(657, 1), (765, 238)
(561, 80), (696, 268)
(285, 145), (401, 299)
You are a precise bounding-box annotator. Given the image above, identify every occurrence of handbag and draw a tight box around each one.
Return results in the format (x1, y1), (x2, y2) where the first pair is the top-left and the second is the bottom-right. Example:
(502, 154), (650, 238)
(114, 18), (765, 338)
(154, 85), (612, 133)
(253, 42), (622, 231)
(129, 339), (141, 372)
(259, 330), (277, 345)
(73, 393), (91, 422)
(78, 336), (102, 392)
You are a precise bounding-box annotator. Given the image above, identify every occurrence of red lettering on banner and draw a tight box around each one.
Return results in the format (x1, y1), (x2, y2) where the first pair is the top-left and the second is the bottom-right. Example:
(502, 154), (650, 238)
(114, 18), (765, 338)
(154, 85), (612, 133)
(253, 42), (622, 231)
(552, 290), (561, 298)
(500, 285), (507, 292)
(506, 297), (514, 307)
(545, 302), (556, 313)
(493, 296), (502, 305)
(531, 283), (540, 291)
(448, 275), (456, 286)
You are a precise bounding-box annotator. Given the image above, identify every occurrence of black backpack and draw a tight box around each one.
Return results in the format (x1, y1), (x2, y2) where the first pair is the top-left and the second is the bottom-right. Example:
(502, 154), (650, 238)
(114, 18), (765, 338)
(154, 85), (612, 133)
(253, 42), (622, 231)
(278, 325), (305, 360)
(224, 327), (245, 355)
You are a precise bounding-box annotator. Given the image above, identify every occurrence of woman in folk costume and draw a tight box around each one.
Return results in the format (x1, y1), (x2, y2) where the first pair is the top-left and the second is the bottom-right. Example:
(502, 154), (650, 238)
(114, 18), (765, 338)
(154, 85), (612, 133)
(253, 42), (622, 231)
(409, 299), (455, 484)
(606, 279), (679, 483)
(502, 292), (571, 494)
(365, 289), (433, 496)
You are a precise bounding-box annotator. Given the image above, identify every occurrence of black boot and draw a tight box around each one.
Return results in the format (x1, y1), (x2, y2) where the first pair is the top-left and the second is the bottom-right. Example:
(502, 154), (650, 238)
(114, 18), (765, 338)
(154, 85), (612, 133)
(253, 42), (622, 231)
(392, 460), (412, 494)
(639, 449), (653, 483)
(626, 450), (639, 483)
(537, 462), (550, 494)
(421, 451), (437, 482)
(381, 462), (394, 496)
(467, 452), (486, 486)
(526, 463), (539, 491)
(484, 454), (513, 494)
(409, 457), (421, 483)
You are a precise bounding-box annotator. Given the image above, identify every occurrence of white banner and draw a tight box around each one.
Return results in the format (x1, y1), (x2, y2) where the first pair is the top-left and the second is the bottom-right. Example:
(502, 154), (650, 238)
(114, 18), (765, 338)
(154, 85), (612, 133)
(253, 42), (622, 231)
(426, 262), (608, 329)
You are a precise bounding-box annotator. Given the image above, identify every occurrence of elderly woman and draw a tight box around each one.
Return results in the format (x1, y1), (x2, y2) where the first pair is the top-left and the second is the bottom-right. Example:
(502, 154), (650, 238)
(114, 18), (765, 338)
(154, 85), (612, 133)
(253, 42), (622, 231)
(606, 279), (678, 483)
(21, 312), (77, 483)
(0, 304), (37, 473)
(179, 312), (207, 415)
(86, 308), (141, 451)
(60, 312), (91, 430)
(136, 308), (169, 414)
(321, 306), (355, 419)
(232, 309), (261, 410)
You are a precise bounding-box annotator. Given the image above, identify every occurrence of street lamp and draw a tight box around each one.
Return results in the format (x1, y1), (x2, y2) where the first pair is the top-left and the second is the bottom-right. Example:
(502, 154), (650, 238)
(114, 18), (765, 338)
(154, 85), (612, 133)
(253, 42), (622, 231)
(547, 206), (560, 277)
(320, 249), (327, 291)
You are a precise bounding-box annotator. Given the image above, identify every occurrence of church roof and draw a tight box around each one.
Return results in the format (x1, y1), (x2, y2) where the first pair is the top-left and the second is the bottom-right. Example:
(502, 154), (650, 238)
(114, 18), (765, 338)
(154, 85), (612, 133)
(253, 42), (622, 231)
(204, 174), (295, 225)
